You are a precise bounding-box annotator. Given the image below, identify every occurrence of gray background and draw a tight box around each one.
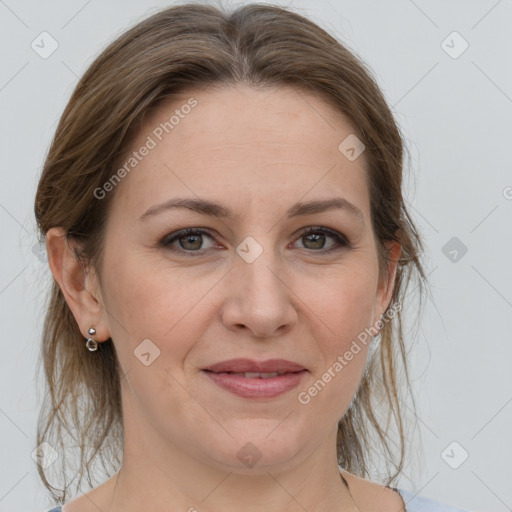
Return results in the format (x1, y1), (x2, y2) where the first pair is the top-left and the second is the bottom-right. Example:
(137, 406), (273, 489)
(1, 0), (511, 511)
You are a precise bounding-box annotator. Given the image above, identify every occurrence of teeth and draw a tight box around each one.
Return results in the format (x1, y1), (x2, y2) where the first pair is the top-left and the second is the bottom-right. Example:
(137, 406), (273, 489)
(230, 372), (283, 378)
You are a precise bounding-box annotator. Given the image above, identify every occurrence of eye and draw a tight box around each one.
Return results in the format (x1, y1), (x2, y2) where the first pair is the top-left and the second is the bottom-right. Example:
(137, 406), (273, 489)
(160, 228), (217, 254)
(159, 226), (350, 257)
(292, 226), (350, 253)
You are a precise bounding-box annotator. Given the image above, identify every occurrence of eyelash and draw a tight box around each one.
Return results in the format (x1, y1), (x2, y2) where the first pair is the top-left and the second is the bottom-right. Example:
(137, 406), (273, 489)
(159, 226), (351, 257)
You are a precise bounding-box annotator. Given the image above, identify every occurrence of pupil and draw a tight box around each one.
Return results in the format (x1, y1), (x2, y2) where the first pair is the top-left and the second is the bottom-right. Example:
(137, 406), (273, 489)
(305, 232), (325, 249)
(180, 234), (202, 250)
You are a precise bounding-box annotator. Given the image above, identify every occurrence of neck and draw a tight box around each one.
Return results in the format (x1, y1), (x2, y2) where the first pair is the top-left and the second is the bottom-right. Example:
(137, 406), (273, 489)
(103, 427), (359, 512)
(108, 466), (359, 512)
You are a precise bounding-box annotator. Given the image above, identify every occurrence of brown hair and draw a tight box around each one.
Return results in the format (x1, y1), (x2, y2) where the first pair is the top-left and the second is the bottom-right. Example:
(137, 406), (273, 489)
(34, 2), (426, 503)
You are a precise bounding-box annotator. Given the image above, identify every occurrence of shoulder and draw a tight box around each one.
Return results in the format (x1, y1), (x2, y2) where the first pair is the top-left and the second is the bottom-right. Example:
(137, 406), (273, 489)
(340, 470), (406, 511)
(340, 470), (470, 512)
(396, 488), (472, 512)
(43, 473), (118, 512)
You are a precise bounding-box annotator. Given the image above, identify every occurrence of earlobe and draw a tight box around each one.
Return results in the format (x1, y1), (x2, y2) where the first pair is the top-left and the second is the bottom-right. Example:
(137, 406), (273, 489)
(376, 241), (402, 319)
(45, 227), (110, 341)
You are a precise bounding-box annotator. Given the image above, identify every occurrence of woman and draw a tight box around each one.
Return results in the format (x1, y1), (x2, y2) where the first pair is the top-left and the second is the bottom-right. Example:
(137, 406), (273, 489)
(34, 3), (470, 511)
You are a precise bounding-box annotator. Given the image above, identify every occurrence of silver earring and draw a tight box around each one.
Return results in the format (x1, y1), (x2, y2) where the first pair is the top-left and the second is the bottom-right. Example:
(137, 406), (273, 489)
(86, 327), (98, 351)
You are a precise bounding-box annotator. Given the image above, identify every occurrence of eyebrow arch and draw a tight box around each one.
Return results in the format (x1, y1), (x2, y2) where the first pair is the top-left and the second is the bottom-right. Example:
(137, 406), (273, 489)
(138, 197), (364, 224)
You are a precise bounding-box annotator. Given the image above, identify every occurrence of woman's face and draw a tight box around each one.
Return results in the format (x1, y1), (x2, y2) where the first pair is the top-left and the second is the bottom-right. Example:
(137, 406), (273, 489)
(93, 84), (398, 473)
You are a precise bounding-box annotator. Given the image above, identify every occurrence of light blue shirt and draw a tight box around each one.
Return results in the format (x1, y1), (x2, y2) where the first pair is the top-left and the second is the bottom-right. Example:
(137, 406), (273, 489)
(45, 489), (471, 511)
(397, 488), (471, 511)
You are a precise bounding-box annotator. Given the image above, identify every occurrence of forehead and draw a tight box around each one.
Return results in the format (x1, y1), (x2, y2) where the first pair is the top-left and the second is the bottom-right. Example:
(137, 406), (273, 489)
(146, 84), (363, 155)
(109, 84), (370, 221)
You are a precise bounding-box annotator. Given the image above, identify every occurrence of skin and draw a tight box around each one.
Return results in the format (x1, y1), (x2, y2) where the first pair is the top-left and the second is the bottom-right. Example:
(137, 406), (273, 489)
(47, 84), (404, 512)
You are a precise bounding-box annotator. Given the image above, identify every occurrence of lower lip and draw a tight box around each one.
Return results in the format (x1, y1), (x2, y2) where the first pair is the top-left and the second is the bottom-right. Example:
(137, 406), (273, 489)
(202, 370), (307, 399)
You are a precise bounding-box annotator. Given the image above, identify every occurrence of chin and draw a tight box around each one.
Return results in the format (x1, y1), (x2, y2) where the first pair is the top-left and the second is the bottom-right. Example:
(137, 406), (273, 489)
(198, 425), (307, 474)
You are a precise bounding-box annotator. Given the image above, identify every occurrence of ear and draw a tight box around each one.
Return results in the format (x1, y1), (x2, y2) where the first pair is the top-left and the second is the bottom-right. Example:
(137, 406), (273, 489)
(45, 227), (111, 342)
(374, 240), (401, 324)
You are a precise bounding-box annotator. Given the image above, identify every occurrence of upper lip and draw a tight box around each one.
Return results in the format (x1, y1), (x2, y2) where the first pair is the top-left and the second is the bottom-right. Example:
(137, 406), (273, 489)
(203, 358), (307, 373)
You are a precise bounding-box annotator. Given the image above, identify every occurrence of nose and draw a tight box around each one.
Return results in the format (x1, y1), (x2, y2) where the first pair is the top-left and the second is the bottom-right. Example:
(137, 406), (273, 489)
(220, 246), (298, 338)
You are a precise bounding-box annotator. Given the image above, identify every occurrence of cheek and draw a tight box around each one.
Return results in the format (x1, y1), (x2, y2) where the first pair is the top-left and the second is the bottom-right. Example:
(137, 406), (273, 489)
(298, 271), (376, 417)
(101, 248), (221, 364)
(100, 251), (212, 416)
(301, 260), (378, 402)
(305, 262), (379, 341)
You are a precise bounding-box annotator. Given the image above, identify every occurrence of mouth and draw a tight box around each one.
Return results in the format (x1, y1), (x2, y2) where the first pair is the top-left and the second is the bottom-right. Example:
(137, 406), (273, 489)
(202, 358), (307, 374)
(203, 370), (293, 379)
(201, 359), (308, 399)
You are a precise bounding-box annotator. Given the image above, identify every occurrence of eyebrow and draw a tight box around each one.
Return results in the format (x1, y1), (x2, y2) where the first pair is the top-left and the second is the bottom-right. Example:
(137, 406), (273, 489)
(138, 196), (364, 224)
